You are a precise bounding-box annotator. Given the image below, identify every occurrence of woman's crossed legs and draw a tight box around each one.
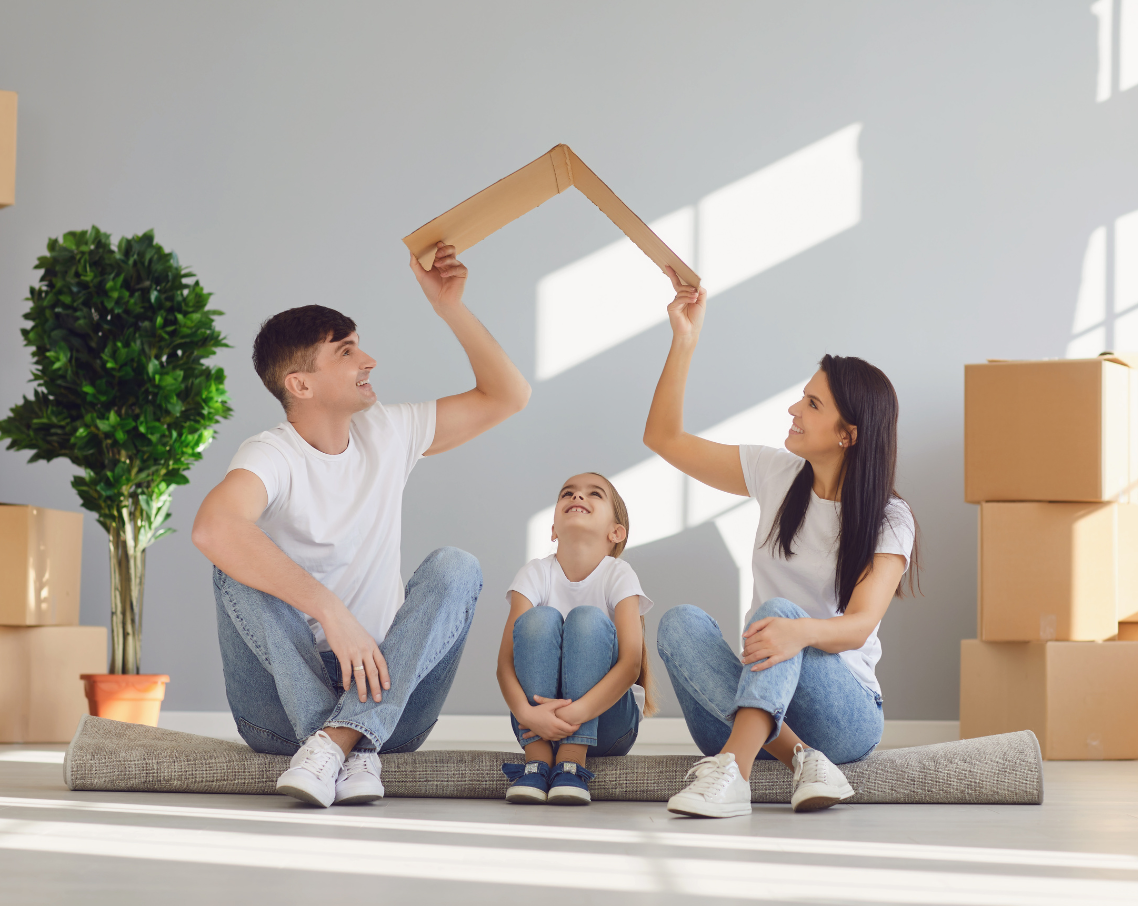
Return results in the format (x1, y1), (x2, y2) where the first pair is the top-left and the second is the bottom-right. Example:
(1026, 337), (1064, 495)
(656, 599), (883, 778)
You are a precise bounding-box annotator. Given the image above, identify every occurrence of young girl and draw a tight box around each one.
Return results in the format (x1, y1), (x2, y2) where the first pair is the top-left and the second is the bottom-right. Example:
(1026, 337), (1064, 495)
(497, 472), (655, 804)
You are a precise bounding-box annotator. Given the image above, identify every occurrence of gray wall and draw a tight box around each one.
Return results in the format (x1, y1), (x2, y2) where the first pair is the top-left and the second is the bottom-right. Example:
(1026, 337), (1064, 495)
(1, 1), (1134, 718)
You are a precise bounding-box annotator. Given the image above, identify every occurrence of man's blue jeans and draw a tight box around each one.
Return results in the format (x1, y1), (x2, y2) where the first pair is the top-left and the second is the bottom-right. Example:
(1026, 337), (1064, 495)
(656, 599), (883, 765)
(213, 547), (482, 755)
(510, 606), (639, 756)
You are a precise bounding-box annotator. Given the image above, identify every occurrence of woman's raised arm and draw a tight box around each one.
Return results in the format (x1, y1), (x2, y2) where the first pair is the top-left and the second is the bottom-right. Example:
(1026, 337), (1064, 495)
(642, 267), (749, 497)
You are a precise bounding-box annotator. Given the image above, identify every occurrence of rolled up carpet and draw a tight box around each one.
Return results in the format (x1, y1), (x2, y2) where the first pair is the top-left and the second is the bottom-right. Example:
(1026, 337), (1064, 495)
(63, 715), (1043, 804)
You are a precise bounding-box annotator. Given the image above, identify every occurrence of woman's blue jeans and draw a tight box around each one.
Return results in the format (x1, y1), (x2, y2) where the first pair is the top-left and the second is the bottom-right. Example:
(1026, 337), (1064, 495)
(656, 599), (883, 765)
(510, 606), (639, 756)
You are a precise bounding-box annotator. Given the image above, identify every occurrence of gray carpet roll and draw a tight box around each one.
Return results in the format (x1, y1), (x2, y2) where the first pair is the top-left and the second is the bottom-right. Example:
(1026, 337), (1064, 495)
(63, 715), (1043, 804)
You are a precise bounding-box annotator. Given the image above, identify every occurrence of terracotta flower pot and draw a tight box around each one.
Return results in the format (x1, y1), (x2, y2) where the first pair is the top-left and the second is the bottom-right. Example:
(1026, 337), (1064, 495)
(80, 673), (170, 726)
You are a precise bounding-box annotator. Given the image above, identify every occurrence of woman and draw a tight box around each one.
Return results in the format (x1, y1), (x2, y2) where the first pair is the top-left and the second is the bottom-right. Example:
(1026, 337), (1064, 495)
(644, 268), (918, 817)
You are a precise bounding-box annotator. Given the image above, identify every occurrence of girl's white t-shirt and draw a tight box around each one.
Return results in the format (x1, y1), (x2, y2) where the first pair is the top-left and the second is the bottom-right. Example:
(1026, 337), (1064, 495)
(739, 445), (915, 695)
(226, 400), (436, 651)
(507, 554), (654, 715)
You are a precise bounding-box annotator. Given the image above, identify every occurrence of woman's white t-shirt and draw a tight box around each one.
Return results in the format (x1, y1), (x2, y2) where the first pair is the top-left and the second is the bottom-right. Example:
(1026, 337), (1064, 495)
(226, 400), (436, 651)
(740, 445), (915, 695)
(507, 555), (654, 715)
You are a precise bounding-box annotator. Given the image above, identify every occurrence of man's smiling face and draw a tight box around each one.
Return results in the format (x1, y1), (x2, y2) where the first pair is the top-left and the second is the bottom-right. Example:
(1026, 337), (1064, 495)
(294, 331), (378, 415)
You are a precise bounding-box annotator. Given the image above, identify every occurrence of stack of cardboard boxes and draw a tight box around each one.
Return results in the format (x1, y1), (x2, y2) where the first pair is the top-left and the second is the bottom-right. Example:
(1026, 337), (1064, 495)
(0, 504), (106, 743)
(959, 355), (1138, 759)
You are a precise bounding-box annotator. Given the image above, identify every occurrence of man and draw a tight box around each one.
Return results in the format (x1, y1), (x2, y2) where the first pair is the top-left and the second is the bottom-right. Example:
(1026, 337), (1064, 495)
(192, 244), (530, 807)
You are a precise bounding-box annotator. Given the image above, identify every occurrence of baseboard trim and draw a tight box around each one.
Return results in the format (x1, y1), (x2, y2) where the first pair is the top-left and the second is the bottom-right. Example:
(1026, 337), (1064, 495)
(158, 712), (960, 749)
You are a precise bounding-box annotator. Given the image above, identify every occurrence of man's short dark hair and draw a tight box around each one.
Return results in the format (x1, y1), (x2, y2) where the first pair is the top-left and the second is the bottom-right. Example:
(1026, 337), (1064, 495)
(252, 305), (357, 410)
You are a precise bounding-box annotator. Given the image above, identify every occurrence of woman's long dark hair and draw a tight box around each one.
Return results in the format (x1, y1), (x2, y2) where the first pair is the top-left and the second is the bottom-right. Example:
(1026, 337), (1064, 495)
(763, 355), (920, 612)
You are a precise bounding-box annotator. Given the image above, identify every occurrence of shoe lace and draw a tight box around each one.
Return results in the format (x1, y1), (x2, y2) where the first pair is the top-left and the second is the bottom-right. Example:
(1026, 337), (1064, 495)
(296, 731), (343, 778)
(341, 753), (379, 778)
(792, 744), (827, 786)
(682, 756), (734, 797)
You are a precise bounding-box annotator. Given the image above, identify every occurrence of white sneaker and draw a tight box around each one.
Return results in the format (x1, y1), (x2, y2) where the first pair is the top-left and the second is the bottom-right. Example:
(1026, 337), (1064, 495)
(334, 751), (385, 804)
(276, 730), (345, 807)
(667, 753), (752, 818)
(791, 744), (855, 812)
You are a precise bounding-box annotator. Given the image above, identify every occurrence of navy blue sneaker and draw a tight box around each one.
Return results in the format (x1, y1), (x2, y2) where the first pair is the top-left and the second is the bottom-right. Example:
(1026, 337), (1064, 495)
(547, 761), (596, 805)
(502, 760), (551, 804)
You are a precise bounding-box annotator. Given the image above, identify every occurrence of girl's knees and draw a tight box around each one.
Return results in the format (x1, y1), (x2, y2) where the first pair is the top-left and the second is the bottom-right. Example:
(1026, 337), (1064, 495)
(514, 604), (563, 643)
(563, 604), (612, 636)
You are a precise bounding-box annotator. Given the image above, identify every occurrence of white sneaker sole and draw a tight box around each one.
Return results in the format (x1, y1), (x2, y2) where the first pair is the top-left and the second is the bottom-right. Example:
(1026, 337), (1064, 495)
(791, 781), (855, 812)
(506, 786), (548, 804)
(335, 787), (384, 805)
(276, 771), (335, 808)
(547, 785), (591, 805)
(667, 794), (752, 818)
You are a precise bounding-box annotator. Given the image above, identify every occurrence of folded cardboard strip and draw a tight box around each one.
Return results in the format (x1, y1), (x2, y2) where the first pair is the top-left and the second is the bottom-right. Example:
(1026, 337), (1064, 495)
(0, 503), (84, 626)
(978, 502), (1138, 641)
(0, 90), (14, 208)
(403, 144), (700, 287)
(964, 355), (1138, 503)
(0, 626), (106, 743)
(960, 639), (1138, 760)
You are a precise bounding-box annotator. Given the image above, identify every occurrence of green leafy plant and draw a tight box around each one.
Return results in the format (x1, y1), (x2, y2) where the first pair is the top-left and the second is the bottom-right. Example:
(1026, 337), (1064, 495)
(0, 227), (232, 673)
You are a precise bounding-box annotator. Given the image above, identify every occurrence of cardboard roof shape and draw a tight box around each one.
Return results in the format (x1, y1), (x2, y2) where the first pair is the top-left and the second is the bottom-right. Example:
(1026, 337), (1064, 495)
(403, 144), (700, 288)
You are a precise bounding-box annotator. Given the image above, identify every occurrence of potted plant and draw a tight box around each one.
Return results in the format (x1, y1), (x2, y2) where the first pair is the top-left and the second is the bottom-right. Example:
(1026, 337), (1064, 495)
(0, 227), (231, 724)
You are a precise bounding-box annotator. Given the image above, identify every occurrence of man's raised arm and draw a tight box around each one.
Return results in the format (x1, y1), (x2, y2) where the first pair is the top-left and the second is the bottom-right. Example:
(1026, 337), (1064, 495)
(410, 243), (531, 456)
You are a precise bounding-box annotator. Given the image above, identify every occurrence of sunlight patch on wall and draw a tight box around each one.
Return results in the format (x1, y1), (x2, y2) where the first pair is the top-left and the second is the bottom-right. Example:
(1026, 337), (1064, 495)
(698, 125), (863, 298)
(1066, 226), (1108, 358)
(534, 126), (862, 380)
(1094, 0), (1138, 100)
(535, 208), (694, 380)
(1093, 0), (1115, 101)
(1067, 210), (1138, 357)
(1115, 209), (1138, 348)
(1122, 0), (1138, 92)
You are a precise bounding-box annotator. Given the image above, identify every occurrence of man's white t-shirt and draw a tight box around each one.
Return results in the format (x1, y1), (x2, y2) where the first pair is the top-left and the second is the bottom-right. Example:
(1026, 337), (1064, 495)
(739, 445), (915, 695)
(227, 401), (436, 651)
(507, 554), (654, 715)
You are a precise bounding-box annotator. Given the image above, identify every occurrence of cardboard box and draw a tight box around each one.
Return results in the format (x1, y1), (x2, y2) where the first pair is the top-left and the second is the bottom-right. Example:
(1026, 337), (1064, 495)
(0, 626), (106, 743)
(960, 639), (1138, 759)
(403, 144), (700, 286)
(978, 502), (1138, 641)
(0, 90), (15, 208)
(964, 356), (1138, 503)
(0, 504), (84, 626)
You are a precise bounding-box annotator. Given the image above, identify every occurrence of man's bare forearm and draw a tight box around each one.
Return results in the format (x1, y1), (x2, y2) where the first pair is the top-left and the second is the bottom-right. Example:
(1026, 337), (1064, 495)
(439, 303), (530, 411)
(195, 518), (339, 623)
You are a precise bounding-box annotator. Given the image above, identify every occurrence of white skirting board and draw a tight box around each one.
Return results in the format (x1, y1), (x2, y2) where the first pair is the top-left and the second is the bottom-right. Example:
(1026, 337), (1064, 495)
(158, 712), (960, 750)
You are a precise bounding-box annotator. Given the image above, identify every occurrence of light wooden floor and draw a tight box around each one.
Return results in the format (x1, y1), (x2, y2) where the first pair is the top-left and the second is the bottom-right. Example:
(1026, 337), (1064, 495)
(2, 744), (1137, 905)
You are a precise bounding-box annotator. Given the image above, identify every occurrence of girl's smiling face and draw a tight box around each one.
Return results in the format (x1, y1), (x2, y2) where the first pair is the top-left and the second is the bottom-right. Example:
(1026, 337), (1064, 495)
(551, 474), (627, 552)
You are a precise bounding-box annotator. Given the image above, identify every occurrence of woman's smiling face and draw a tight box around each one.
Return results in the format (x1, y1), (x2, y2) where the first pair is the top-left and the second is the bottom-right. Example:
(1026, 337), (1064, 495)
(785, 370), (854, 458)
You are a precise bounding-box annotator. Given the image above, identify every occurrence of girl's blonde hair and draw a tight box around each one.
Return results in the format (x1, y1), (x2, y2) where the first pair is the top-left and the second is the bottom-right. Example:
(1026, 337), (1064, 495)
(583, 472), (658, 717)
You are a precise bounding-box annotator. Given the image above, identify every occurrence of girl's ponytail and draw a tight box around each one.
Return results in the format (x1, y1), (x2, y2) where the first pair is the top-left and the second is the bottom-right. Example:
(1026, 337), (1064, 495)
(589, 473), (659, 718)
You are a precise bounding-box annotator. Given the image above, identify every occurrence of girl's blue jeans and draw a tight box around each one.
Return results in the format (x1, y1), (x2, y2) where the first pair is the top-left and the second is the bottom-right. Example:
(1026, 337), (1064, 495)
(656, 599), (883, 764)
(510, 606), (640, 756)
